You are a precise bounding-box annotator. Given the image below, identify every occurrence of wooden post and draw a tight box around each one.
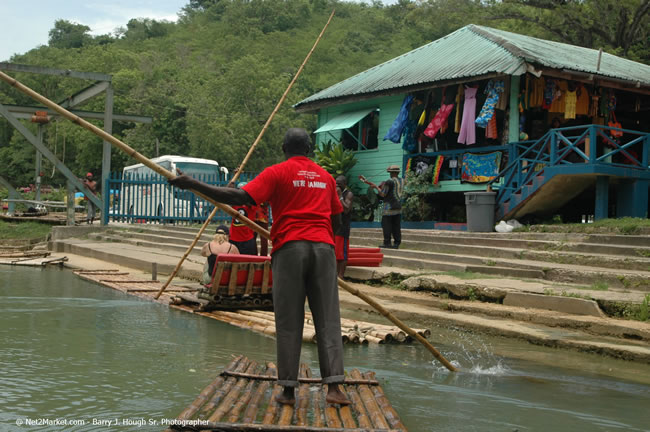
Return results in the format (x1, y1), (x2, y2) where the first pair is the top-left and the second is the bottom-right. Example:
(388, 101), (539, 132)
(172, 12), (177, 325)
(66, 180), (75, 226)
(508, 75), (520, 144)
(595, 175), (609, 220)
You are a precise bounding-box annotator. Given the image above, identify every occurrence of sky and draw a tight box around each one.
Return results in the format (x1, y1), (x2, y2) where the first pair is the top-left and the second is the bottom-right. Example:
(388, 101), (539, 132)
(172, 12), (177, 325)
(0, 0), (189, 62)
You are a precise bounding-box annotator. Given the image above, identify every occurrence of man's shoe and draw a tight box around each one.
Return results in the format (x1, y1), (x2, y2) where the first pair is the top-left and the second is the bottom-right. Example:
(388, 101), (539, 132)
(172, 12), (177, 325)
(379, 244), (391, 248)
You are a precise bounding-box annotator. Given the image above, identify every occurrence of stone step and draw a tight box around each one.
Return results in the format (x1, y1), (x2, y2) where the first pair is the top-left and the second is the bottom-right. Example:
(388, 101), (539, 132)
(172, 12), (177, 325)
(351, 229), (650, 254)
(351, 235), (650, 272)
(49, 238), (203, 281)
(91, 233), (206, 256)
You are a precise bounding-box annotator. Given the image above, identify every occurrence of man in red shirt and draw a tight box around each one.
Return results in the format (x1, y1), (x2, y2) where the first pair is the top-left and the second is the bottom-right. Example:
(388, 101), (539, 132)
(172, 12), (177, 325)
(229, 183), (258, 255)
(169, 128), (350, 406)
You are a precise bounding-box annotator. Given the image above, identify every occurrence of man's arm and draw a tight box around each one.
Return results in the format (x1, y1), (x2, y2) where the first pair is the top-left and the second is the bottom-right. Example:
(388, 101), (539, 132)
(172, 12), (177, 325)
(168, 175), (255, 206)
(341, 191), (353, 214)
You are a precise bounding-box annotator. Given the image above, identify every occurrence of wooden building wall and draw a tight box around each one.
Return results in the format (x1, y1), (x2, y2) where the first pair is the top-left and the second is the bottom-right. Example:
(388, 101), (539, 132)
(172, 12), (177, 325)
(315, 95), (405, 191)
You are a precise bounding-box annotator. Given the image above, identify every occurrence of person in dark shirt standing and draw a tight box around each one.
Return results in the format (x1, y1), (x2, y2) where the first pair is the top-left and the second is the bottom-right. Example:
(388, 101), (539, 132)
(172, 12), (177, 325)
(168, 128), (351, 406)
(360, 165), (404, 249)
(335, 175), (353, 278)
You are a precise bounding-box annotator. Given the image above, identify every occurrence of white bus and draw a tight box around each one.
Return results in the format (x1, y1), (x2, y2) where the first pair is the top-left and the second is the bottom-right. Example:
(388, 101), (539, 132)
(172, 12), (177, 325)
(119, 155), (228, 222)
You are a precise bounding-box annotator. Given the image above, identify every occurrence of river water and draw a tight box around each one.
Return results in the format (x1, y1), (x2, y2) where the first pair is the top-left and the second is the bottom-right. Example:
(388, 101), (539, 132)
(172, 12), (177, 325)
(1, 267), (649, 431)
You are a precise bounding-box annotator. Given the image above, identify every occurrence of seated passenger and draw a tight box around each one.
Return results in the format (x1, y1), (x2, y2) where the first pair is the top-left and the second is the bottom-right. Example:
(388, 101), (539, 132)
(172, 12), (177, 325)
(201, 225), (239, 285)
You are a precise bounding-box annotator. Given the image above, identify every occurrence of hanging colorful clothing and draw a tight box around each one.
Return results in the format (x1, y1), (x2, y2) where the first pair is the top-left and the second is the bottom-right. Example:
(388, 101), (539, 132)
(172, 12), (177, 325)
(549, 81), (568, 113)
(575, 85), (590, 116)
(423, 103), (454, 138)
(454, 85), (463, 133)
(475, 80), (505, 128)
(486, 113), (498, 139)
(564, 90), (577, 119)
(530, 77), (545, 108)
(384, 95), (414, 143)
(496, 77), (509, 111)
(542, 79), (556, 109)
(401, 119), (418, 153)
(457, 86), (477, 145)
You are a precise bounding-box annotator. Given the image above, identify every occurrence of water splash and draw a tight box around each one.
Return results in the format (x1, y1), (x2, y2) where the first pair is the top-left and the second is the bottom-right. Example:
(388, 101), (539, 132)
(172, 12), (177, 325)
(430, 326), (510, 376)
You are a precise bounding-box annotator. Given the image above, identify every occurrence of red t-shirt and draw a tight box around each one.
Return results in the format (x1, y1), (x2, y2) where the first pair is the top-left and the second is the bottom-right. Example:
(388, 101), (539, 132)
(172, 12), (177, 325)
(243, 156), (343, 253)
(230, 205), (256, 242)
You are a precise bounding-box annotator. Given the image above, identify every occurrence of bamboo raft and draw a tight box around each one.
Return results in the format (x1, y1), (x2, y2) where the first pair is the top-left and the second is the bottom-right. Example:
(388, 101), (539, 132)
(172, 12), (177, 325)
(74, 269), (199, 303)
(166, 355), (407, 432)
(73, 270), (431, 346)
(0, 252), (67, 267)
(191, 309), (430, 345)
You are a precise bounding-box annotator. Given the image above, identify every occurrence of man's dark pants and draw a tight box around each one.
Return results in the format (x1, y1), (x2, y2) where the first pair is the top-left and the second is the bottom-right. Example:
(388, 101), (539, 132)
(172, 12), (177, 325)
(271, 240), (345, 388)
(381, 214), (401, 247)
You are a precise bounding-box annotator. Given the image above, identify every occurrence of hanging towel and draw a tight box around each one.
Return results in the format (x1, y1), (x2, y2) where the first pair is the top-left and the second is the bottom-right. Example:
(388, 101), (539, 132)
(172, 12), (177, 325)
(384, 94), (414, 143)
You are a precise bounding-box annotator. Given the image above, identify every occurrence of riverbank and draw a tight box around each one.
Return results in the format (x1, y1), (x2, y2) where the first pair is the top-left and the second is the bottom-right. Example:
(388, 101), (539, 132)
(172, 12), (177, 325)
(39, 242), (650, 366)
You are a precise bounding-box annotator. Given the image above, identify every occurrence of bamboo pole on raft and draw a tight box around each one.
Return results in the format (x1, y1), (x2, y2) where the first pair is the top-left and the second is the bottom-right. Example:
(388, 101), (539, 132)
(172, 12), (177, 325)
(0, 70), (459, 374)
(154, 9), (336, 299)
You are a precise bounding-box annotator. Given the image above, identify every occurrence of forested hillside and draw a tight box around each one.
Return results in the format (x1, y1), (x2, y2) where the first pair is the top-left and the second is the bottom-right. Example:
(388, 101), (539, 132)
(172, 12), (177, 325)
(1, 0), (648, 187)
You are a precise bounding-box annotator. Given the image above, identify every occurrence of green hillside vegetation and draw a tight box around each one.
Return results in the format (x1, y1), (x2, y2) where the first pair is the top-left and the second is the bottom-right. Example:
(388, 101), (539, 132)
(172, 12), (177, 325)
(1, 0), (648, 187)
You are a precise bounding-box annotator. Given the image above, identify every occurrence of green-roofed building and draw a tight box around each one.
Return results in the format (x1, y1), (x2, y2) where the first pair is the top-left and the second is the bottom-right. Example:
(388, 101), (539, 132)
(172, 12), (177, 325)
(296, 24), (650, 228)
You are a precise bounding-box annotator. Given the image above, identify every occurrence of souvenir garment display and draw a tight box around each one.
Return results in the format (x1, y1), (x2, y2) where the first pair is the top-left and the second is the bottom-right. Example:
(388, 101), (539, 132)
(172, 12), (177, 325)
(432, 156), (444, 185)
(496, 77), (509, 111)
(415, 161), (429, 175)
(486, 113), (498, 139)
(384, 94), (414, 143)
(549, 81), (568, 113)
(423, 103), (454, 138)
(564, 90), (577, 119)
(543, 79), (556, 109)
(401, 118), (418, 152)
(530, 77), (545, 108)
(454, 85), (463, 133)
(461, 152), (502, 183)
(575, 84), (590, 115)
(475, 80), (505, 127)
(458, 86), (478, 145)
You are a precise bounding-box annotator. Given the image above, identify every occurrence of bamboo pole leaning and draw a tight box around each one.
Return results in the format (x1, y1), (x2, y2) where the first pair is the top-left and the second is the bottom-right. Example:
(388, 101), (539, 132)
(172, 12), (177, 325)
(0, 67), (459, 373)
(154, 9), (337, 299)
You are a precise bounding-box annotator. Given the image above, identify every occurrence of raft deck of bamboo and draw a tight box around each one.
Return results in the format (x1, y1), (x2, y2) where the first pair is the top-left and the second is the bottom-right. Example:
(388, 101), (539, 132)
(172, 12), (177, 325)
(167, 355), (407, 432)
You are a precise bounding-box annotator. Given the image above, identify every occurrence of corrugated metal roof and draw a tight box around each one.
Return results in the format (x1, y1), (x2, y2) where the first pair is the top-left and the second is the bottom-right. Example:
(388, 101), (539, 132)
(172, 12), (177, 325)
(472, 26), (650, 85)
(313, 107), (376, 133)
(296, 25), (650, 111)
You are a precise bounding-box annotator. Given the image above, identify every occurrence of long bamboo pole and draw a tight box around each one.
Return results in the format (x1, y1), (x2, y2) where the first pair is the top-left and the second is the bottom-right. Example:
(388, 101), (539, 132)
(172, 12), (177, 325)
(153, 9), (336, 299)
(0, 65), (458, 373)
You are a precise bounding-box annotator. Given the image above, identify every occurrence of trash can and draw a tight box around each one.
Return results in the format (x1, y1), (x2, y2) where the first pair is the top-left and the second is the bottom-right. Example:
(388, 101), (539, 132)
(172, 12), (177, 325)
(464, 192), (496, 232)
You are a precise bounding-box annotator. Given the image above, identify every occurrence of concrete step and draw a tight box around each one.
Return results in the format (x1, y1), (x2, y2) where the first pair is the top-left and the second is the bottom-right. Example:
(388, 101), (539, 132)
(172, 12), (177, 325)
(90, 233), (206, 257)
(351, 234), (650, 272)
(49, 238), (203, 281)
(352, 229), (650, 255)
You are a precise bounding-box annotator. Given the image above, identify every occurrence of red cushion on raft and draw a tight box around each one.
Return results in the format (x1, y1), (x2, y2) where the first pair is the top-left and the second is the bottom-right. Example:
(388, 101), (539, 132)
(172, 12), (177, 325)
(346, 257), (382, 267)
